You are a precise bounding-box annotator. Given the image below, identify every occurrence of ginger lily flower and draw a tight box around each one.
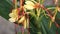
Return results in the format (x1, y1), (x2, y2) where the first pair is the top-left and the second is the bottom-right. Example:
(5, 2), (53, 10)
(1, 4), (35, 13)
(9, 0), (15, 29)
(24, 1), (35, 10)
(18, 16), (29, 29)
(18, 16), (27, 29)
(9, 9), (18, 22)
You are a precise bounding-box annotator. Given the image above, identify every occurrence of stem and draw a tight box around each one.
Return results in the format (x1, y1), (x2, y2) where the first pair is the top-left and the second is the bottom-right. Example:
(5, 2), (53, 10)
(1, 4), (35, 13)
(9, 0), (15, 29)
(20, 0), (25, 34)
(42, 10), (48, 18)
(52, 7), (58, 22)
(36, 8), (39, 17)
(13, 0), (17, 9)
(39, 4), (53, 19)
(21, 27), (24, 34)
(20, 0), (24, 9)
(36, 8), (41, 20)
(49, 7), (58, 28)
(15, 0), (17, 9)
(27, 14), (30, 34)
(13, 0), (18, 34)
(38, 4), (60, 28)
(55, 22), (59, 28)
(15, 24), (18, 34)
(49, 20), (52, 28)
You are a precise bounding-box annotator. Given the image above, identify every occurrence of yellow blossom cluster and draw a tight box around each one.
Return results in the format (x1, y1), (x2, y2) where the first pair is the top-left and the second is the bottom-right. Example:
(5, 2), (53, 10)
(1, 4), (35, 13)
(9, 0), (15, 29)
(9, 1), (38, 29)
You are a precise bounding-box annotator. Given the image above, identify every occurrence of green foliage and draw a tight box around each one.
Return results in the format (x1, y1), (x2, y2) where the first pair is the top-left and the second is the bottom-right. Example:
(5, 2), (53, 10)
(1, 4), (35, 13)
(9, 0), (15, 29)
(0, 0), (13, 20)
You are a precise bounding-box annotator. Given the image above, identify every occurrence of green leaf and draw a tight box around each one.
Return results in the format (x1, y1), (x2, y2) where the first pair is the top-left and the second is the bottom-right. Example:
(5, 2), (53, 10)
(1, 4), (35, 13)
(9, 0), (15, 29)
(0, 0), (13, 20)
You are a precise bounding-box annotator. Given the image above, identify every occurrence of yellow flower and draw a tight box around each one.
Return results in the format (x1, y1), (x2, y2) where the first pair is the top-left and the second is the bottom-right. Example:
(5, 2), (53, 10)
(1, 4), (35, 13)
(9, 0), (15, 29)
(24, 1), (35, 10)
(18, 16), (29, 29)
(18, 16), (25, 23)
(9, 9), (18, 22)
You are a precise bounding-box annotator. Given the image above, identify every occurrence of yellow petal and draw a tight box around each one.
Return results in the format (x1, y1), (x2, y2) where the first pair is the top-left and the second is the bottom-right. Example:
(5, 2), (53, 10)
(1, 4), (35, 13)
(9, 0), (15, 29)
(12, 9), (17, 13)
(18, 16), (25, 23)
(9, 13), (14, 17)
(25, 1), (34, 6)
(26, 18), (29, 28)
(23, 19), (27, 29)
(23, 18), (29, 29)
(24, 5), (34, 10)
(9, 9), (18, 19)
(9, 9), (18, 22)
(9, 13), (18, 18)
(9, 18), (16, 22)
(57, 7), (60, 12)
(24, 1), (35, 10)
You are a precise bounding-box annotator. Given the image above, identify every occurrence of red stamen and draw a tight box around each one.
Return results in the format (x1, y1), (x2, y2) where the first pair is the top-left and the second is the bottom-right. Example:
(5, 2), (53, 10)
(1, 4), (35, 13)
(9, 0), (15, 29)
(17, 8), (21, 19)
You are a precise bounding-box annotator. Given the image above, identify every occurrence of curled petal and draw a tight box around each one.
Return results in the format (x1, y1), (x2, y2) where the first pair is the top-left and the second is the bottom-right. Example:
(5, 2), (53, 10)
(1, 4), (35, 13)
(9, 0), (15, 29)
(18, 16), (25, 23)
(23, 19), (27, 29)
